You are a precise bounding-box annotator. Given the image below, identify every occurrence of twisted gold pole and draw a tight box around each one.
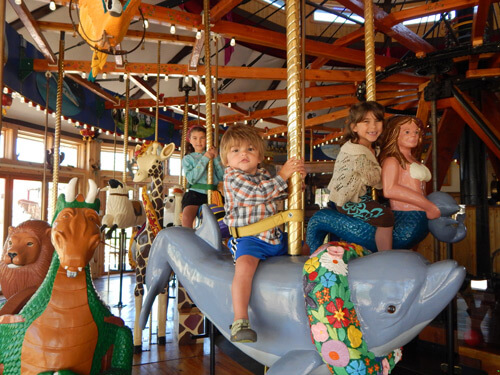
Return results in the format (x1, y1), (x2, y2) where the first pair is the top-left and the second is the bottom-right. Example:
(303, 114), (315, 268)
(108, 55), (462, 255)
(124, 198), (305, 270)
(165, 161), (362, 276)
(204, 0), (213, 205)
(51, 32), (65, 218)
(155, 41), (161, 142)
(364, 0), (376, 101)
(286, 0), (304, 256)
(180, 90), (189, 188)
(214, 35), (220, 148)
(123, 76), (130, 183)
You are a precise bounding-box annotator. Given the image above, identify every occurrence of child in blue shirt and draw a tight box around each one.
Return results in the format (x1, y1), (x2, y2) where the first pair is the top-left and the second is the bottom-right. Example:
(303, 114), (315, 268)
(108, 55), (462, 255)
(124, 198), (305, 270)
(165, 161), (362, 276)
(181, 125), (224, 227)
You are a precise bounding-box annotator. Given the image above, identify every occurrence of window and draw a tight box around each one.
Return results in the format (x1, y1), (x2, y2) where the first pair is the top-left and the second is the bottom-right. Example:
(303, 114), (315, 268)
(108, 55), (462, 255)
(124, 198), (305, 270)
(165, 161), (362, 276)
(16, 133), (45, 163)
(169, 154), (181, 176)
(47, 181), (69, 223)
(12, 179), (42, 226)
(60, 142), (78, 168)
(312, 6), (455, 25)
(101, 149), (126, 172)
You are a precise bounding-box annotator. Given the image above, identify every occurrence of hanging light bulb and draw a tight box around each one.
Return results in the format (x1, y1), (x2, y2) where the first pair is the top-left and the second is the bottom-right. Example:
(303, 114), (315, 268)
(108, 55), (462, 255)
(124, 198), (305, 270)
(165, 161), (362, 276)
(102, 72), (107, 79)
(227, 102), (232, 108)
(149, 107), (153, 112)
(163, 106), (167, 111)
(144, 19), (149, 29)
(144, 74), (148, 81)
(184, 75), (190, 84)
(15, 0), (22, 5)
(170, 25), (176, 34)
(196, 30), (201, 40)
(230, 37), (236, 47)
(2, 87), (7, 94)
(81, 72), (86, 79)
(135, 108), (139, 113)
(49, 0), (56, 10)
(164, 74), (169, 81)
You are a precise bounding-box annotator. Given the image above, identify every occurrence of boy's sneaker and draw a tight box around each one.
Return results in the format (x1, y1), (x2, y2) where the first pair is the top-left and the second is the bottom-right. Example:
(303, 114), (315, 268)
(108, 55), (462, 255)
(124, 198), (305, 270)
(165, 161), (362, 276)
(230, 319), (257, 343)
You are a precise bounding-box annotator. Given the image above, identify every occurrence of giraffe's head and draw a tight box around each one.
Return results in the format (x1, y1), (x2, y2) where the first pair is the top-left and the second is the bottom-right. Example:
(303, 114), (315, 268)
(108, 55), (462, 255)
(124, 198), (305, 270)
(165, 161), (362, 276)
(133, 141), (175, 183)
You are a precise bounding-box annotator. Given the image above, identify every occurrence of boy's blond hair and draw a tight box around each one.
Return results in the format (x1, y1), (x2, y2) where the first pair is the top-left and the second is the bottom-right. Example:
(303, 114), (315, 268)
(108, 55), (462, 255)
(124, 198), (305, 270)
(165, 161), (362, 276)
(219, 124), (265, 166)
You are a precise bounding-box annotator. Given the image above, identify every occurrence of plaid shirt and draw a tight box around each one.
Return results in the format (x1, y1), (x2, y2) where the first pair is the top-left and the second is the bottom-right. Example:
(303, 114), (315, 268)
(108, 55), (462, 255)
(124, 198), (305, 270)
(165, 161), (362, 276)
(223, 166), (288, 244)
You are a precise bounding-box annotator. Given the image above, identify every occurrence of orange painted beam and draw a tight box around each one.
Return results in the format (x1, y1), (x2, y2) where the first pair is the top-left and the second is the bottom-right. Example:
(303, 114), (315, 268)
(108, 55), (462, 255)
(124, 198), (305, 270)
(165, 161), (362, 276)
(424, 109), (466, 194)
(211, 0), (243, 23)
(211, 20), (397, 68)
(8, 0), (56, 64)
(449, 92), (500, 159)
(37, 21), (196, 46)
(472, 0), (493, 46)
(336, 0), (435, 54)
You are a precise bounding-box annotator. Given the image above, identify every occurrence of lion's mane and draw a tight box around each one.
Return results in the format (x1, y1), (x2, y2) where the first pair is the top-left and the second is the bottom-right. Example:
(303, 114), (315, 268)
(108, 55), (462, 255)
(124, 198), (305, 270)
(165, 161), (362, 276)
(0, 220), (54, 299)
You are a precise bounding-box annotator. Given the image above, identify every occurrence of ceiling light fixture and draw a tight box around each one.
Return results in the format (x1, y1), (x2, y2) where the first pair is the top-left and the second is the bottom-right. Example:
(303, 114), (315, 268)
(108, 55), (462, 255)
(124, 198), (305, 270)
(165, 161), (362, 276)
(227, 102), (232, 108)
(49, 0), (56, 10)
(81, 72), (86, 79)
(230, 37), (236, 47)
(15, 0), (22, 5)
(170, 25), (176, 34)
(164, 74), (169, 81)
(144, 19), (149, 29)
(196, 31), (201, 40)
(102, 72), (107, 79)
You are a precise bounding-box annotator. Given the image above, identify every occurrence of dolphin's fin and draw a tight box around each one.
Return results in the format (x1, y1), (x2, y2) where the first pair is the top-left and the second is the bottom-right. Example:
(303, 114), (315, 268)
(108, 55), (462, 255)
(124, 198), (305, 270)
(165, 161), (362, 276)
(196, 204), (223, 251)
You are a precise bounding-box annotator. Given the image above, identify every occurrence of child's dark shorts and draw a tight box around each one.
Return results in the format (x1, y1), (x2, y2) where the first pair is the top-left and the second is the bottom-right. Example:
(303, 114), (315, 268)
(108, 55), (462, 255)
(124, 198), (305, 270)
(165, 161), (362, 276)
(181, 190), (208, 210)
(335, 195), (394, 228)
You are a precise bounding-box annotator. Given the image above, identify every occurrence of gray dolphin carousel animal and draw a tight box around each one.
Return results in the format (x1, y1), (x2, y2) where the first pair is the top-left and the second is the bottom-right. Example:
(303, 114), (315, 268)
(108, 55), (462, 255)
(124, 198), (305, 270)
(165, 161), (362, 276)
(307, 191), (466, 253)
(140, 205), (465, 375)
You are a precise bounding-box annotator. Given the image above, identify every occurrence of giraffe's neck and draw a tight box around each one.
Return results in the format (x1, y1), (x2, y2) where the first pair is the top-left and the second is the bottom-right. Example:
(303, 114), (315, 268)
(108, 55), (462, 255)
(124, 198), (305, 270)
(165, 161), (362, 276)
(149, 163), (164, 228)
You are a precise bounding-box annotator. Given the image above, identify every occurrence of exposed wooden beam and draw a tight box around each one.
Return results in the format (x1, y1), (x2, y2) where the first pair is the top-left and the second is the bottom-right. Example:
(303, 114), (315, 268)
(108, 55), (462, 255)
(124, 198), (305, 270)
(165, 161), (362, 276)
(37, 21), (196, 46)
(472, 0), (493, 46)
(211, 21), (398, 68)
(104, 82), (417, 110)
(466, 68), (500, 79)
(336, 0), (435, 54)
(423, 108), (465, 193)
(8, 0), (57, 64)
(211, 0), (242, 23)
(34, 60), (426, 83)
(129, 75), (158, 101)
(448, 90), (500, 159)
(65, 73), (120, 104)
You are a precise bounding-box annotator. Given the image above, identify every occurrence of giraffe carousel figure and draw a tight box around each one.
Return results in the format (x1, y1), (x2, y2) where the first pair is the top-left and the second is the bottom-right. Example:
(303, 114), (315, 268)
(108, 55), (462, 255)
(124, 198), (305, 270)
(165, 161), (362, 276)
(131, 140), (175, 352)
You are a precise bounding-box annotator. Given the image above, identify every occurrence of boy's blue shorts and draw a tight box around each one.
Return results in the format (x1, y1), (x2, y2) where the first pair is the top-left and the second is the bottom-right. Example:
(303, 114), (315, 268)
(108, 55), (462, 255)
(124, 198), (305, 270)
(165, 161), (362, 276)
(229, 232), (288, 261)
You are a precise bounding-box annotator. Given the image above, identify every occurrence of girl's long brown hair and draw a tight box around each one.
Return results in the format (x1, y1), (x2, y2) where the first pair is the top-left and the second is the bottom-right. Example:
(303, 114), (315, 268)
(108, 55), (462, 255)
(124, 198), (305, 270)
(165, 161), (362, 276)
(342, 101), (385, 146)
(379, 115), (425, 168)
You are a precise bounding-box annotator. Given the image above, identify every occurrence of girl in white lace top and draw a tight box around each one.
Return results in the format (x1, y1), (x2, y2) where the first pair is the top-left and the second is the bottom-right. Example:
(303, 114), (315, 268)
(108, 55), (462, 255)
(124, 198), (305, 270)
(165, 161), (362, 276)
(327, 101), (394, 251)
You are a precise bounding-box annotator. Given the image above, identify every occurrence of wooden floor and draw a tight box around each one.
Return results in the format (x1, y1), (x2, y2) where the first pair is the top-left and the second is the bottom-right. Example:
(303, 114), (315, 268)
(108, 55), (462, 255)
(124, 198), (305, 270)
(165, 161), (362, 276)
(93, 273), (256, 375)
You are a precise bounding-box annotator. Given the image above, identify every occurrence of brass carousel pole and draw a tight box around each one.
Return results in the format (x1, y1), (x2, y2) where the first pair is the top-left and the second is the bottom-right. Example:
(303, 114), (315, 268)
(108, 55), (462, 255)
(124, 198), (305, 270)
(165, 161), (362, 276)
(214, 35), (220, 147)
(180, 86), (189, 189)
(364, 0), (378, 203)
(50, 32), (65, 218)
(364, 0), (376, 101)
(155, 41), (161, 142)
(123, 77), (129, 183)
(203, 0), (213, 205)
(286, 0), (304, 256)
(0, 0), (6, 135)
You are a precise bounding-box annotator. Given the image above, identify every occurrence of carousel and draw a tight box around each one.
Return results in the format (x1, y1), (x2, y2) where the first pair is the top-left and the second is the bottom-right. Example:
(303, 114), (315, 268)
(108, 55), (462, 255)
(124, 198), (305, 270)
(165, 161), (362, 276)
(0, 0), (499, 374)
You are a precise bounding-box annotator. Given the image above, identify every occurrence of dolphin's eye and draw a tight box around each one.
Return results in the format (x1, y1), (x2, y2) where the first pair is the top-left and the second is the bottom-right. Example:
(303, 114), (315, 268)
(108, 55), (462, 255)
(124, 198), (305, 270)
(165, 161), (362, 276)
(27, 242), (34, 246)
(387, 305), (397, 314)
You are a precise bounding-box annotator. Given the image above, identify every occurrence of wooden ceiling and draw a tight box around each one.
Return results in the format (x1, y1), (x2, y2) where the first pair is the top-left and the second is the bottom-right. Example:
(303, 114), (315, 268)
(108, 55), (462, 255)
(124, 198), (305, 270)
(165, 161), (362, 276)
(6, 0), (500, 167)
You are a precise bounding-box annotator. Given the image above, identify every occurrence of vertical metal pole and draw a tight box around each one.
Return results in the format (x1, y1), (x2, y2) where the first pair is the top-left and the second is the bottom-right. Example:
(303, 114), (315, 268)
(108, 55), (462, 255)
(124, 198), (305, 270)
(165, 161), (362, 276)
(155, 41), (161, 142)
(203, 0), (213, 205)
(214, 36), (220, 148)
(0, 0), (6, 135)
(445, 242), (455, 374)
(123, 77), (130, 183)
(286, 0), (304, 256)
(180, 90), (189, 188)
(51, 31), (65, 217)
(431, 84), (440, 262)
(364, 0), (376, 101)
